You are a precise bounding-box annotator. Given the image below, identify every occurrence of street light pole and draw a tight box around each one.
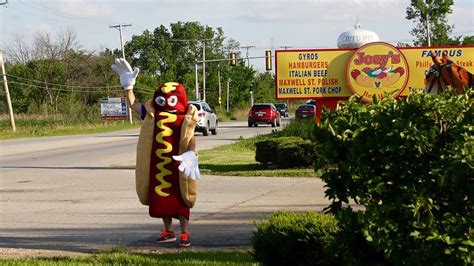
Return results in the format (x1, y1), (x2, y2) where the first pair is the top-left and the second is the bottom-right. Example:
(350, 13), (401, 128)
(202, 41), (206, 101)
(218, 64), (221, 109)
(226, 79), (230, 112)
(194, 63), (199, 100)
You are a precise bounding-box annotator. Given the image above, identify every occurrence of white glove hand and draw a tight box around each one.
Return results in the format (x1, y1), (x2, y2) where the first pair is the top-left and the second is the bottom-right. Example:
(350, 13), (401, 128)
(111, 58), (140, 90)
(173, 151), (201, 180)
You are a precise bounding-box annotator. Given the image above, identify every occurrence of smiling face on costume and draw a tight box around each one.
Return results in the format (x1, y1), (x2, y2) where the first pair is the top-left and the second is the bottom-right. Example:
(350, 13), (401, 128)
(153, 82), (188, 114)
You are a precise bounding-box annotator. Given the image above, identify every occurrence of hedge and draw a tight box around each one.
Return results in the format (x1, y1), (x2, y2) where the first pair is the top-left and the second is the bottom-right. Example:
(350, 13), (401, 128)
(252, 212), (339, 266)
(314, 90), (474, 265)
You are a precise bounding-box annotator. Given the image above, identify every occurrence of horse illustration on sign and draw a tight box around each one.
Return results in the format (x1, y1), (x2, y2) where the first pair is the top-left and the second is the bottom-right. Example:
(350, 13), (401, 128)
(425, 51), (473, 95)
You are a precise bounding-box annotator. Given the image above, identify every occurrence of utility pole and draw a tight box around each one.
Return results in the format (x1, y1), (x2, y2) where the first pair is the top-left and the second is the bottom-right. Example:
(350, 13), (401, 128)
(171, 39), (210, 101)
(240, 45), (255, 67)
(0, 51), (16, 131)
(202, 41), (206, 101)
(109, 23), (133, 123)
(217, 64), (222, 109)
(109, 24), (131, 59)
(194, 63), (199, 100)
(424, 0), (431, 46)
(226, 79), (230, 112)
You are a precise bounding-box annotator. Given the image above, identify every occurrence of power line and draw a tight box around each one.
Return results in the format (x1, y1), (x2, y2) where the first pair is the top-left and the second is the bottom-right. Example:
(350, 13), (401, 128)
(7, 80), (123, 93)
(8, 80), (153, 95)
(17, 0), (109, 25)
(239, 45), (255, 66)
(19, 0), (90, 23)
(6, 74), (122, 89)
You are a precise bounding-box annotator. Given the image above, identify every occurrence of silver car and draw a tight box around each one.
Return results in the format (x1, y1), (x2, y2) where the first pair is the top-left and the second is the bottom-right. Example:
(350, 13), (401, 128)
(189, 100), (218, 136)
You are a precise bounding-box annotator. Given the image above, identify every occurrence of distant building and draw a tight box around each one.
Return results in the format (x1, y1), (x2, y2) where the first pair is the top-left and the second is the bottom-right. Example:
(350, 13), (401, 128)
(337, 20), (380, 49)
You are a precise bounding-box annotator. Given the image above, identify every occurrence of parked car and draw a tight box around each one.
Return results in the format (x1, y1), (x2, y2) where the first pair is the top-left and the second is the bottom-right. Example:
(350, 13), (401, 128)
(274, 103), (289, 117)
(248, 103), (281, 127)
(188, 100), (218, 136)
(306, 99), (317, 106)
(295, 104), (316, 119)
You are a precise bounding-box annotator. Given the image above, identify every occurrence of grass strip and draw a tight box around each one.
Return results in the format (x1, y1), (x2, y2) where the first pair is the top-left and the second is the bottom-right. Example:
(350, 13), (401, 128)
(0, 120), (139, 140)
(0, 250), (257, 265)
(199, 136), (318, 177)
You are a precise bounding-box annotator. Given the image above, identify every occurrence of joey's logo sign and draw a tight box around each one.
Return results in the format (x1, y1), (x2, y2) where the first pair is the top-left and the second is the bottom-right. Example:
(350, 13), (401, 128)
(347, 42), (409, 103)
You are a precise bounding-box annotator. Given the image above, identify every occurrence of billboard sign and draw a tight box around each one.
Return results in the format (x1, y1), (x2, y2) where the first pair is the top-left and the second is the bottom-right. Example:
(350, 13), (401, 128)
(100, 97), (127, 120)
(275, 48), (353, 100)
(399, 47), (474, 95)
(275, 44), (474, 100)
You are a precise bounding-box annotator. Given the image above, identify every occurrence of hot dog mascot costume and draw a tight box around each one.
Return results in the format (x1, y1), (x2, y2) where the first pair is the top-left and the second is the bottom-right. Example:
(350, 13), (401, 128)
(112, 58), (200, 246)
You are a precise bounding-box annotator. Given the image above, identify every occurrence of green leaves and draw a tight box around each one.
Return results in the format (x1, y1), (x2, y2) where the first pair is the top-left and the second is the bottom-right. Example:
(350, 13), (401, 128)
(315, 90), (473, 264)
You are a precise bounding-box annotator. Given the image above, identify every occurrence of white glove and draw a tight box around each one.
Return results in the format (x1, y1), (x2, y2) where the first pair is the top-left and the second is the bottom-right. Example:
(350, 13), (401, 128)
(173, 151), (201, 180)
(111, 58), (140, 90)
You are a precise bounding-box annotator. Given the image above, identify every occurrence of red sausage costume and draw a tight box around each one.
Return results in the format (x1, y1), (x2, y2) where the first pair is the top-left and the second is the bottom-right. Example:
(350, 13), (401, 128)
(111, 58), (200, 222)
(135, 82), (199, 220)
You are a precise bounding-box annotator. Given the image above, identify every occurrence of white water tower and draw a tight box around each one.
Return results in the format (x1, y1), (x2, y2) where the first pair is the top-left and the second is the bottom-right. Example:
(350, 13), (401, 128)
(337, 20), (380, 49)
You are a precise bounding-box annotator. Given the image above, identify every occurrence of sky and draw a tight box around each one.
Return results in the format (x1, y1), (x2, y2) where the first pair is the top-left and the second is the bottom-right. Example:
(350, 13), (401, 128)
(0, 0), (472, 71)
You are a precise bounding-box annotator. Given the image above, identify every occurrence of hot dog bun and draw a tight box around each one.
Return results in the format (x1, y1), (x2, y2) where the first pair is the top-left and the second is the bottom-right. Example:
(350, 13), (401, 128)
(351, 67), (404, 88)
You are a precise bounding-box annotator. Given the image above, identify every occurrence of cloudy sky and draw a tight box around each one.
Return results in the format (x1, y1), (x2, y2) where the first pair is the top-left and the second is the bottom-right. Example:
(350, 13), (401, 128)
(0, 0), (472, 71)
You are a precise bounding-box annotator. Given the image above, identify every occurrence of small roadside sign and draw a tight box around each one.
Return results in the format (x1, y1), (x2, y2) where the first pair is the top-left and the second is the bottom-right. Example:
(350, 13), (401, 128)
(100, 97), (127, 120)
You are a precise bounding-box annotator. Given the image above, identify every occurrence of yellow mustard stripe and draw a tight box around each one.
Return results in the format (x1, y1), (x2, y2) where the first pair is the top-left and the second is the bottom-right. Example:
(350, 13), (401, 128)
(154, 111), (177, 197)
(161, 82), (178, 93)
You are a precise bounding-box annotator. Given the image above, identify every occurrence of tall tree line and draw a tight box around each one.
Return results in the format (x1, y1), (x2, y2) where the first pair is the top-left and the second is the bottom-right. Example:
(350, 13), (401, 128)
(2, 3), (473, 116)
(1, 22), (276, 116)
(405, 0), (473, 46)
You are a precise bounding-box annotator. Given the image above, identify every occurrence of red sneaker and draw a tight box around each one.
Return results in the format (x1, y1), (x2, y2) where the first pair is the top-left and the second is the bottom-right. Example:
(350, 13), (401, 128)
(179, 232), (191, 247)
(155, 230), (176, 243)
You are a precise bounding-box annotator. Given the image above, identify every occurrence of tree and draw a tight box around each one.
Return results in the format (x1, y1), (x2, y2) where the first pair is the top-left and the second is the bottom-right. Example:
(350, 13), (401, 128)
(3, 29), (122, 114)
(5, 27), (80, 63)
(124, 22), (249, 108)
(406, 0), (454, 46)
(461, 36), (474, 45)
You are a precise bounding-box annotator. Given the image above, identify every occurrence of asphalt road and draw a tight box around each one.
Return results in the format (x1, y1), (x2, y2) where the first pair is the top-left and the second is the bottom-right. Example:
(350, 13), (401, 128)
(0, 118), (333, 256)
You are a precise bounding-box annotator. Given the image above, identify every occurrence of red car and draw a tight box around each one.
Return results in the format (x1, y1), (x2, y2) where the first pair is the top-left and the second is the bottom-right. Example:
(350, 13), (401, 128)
(248, 103), (281, 127)
(295, 104), (316, 119)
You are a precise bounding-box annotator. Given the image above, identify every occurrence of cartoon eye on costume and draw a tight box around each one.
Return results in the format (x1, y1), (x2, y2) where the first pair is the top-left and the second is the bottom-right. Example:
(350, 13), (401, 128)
(167, 95), (178, 107)
(155, 96), (166, 106)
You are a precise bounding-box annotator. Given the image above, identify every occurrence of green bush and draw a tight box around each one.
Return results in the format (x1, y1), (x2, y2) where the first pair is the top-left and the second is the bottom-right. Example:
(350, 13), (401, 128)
(255, 137), (314, 168)
(271, 118), (316, 140)
(276, 140), (314, 168)
(252, 212), (339, 266)
(255, 138), (280, 165)
(314, 90), (474, 265)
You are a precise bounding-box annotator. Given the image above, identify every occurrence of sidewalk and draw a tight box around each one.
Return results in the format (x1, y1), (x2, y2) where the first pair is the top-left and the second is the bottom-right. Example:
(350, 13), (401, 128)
(122, 176), (330, 251)
(0, 175), (331, 258)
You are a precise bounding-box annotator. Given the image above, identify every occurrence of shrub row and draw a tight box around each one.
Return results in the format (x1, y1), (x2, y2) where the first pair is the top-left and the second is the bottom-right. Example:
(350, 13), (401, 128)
(252, 212), (339, 266)
(271, 117), (316, 140)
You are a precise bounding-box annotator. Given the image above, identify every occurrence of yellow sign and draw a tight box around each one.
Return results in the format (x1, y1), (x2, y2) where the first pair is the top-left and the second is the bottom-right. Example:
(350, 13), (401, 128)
(275, 45), (474, 100)
(275, 49), (353, 99)
(399, 46), (474, 95)
(347, 42), (408, 103)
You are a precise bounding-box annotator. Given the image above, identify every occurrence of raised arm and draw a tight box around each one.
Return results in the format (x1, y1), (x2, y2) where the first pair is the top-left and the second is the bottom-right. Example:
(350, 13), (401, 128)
(111, 58), (141, 114)
(125, 89), (142, 114)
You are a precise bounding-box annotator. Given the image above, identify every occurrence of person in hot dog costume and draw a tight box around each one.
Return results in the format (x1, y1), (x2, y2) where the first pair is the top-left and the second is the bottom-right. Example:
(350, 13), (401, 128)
(112, 58), (200, 247)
